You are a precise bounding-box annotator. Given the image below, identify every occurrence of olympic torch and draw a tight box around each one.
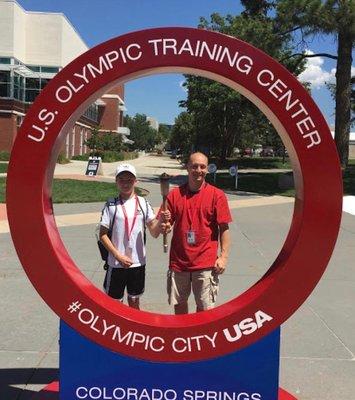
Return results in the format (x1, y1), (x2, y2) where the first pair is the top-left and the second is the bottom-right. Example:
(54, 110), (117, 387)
(159, 173), (171, 253)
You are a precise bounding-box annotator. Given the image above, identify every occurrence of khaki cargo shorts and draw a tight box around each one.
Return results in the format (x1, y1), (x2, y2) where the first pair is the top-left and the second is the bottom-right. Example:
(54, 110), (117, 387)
(167, 269), (219, 310)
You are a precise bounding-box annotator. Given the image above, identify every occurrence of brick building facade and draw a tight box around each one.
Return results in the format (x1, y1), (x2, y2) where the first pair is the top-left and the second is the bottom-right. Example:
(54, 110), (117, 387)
(0, 0), (129, 158)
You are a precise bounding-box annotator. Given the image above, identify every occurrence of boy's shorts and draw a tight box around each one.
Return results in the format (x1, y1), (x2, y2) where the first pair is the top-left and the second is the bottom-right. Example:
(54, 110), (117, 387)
(104, 265), (145, 300)
(167, 269), (219, 310)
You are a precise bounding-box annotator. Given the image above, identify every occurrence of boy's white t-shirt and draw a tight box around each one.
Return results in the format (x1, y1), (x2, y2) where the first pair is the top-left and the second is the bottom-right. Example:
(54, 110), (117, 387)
(100, 195), (156, 268)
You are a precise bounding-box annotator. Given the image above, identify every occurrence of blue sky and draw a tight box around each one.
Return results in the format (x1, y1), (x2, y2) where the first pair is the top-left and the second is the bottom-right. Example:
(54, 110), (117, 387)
(17, 0), (350, 126)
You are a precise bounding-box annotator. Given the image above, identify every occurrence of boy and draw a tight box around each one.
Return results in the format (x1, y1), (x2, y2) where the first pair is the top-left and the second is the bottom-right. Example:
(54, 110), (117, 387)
(99, 163), (163, 309)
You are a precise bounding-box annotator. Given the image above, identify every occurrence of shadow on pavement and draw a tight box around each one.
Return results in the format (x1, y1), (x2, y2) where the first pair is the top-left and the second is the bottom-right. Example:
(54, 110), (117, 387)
(138, 174), (188, 185)
(0, 368), (58, 400)
(145, 165), (185, 170)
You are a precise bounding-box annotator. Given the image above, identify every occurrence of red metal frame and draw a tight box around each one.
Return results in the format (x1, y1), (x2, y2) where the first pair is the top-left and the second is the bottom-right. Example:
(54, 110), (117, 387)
(7, 28), (342, 362)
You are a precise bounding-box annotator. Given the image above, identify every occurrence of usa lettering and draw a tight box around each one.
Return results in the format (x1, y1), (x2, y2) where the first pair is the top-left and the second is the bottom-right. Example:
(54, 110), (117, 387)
(223, 310), (273, 342)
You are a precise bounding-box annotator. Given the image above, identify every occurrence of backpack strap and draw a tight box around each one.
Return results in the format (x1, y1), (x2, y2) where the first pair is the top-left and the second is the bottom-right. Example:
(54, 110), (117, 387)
(137, 196), (148, 245)
(109, 197), (118, 233)
(100, 197), (118, 234)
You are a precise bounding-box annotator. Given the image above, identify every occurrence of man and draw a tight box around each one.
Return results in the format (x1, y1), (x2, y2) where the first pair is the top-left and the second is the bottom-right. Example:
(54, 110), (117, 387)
(99, 163), (162, 309)
(162, 152), (232, 314)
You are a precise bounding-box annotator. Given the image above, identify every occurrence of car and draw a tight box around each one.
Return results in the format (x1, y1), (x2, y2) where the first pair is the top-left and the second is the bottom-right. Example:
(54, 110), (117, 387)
(242, 148), (254, 157)
(170, 149), (181, 159)
(260, 147), (274, 157)
(275, 148), (289, 157)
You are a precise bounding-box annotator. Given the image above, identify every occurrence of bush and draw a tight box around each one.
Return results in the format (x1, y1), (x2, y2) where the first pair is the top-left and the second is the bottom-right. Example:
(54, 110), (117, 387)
(0, 163), (8, 173)
(122, 151), (139, 160)
(71, 154), (90, 161)
(102, 151), (124, 162)
(57, 153), (70, 164)
(0, 151), (10, 161)
(71, 151), (138, 162)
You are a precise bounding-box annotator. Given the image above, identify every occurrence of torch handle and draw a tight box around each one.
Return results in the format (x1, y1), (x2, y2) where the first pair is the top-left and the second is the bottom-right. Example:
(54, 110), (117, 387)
(162, 195), (168, 253)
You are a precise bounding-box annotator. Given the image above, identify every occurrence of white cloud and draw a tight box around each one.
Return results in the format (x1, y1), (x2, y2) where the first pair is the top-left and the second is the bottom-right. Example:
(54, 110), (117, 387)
(298, 50), (333, 89)
(298, 50), (355, 89)
(179, 80), (188, 93)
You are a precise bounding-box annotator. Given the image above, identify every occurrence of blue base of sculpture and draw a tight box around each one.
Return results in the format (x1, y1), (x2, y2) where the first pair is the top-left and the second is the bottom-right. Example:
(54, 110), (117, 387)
(58, 320), (286, 400)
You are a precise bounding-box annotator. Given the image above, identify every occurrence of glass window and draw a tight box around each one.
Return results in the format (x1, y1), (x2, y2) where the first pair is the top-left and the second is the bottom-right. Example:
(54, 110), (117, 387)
(83, 104), (99, 122)
(0, 84), (10, 97)
(0, 57), (11, 64)
(0, 71), (11, 97)
(0, 71), (10, 83)
(25, 89), (40, 102)
(26, 65), (59, 73)
(41, 66), (59, 73)
(40, 78), (50, 89)
(27, 65), (41, 72)
(14, 73), (25, 101)
(26, 78), (40, 89)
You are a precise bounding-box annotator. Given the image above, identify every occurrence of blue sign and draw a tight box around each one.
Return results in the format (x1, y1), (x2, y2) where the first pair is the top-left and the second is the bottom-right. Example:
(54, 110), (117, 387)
(60, 321), (280, 400)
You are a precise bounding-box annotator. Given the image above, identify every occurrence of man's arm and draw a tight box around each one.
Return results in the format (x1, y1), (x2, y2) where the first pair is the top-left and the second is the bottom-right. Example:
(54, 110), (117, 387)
(214, 223), (231, 274)
(99, 226), (133, 268)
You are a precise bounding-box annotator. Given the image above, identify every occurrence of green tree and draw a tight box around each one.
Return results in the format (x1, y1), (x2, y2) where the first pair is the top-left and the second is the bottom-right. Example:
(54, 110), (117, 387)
(84, 126), (101, 153)
(327, 75), (355, 127)
(352, 76), (355, 126)
(155, 123), (171, 148)
(124, 114), (158, 151)
(181, 6), (306, 163)
(84, 127), (124, 153)
(169, 112), (196, 156)
(275, 0), (355, 167)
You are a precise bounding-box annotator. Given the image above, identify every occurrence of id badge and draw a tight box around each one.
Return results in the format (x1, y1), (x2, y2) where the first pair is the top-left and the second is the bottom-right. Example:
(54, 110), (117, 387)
(186, 230), (196, 246)
(125, 239), (133, 257)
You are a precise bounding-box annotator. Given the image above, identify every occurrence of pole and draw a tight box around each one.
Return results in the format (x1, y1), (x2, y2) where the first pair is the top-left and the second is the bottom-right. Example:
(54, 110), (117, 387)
(235, 165), (238, 190)
(159, 173), (171, 253)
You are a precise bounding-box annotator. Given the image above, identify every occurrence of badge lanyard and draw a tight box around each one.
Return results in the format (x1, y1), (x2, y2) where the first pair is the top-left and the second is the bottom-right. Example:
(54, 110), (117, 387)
(184, 185), (205, 245)
(119, 195), (139, 248)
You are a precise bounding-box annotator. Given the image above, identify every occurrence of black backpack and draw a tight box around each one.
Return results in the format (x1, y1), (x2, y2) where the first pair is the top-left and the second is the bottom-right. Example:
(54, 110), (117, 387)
(97, 197), (118, 265)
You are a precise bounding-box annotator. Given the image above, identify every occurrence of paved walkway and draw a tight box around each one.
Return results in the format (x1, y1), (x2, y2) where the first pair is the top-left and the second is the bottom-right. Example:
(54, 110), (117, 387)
(1, 154), (354, 399)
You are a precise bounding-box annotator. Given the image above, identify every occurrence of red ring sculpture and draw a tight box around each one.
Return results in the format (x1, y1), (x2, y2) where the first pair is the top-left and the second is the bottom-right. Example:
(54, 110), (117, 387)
(6, 28), (342, 362)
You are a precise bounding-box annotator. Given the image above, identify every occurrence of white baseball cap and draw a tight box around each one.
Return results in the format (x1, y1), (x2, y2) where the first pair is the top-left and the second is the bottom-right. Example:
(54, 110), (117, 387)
(115, 163), (137, 178)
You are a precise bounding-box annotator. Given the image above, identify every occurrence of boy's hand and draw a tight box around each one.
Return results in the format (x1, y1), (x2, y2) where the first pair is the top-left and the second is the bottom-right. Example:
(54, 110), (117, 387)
(115, 253), (133, 268)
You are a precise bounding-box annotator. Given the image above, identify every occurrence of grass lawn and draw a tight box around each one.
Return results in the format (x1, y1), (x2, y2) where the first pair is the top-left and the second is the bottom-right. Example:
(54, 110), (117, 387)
(1, 161), (354, 203)
(207, 162), (355, 197)
(0, 163), (8, 173)
(208, 156), (291, 169)
(343, 162), (355, 196)
(0, 178), (144, 203)
(206, 172), (295, 197)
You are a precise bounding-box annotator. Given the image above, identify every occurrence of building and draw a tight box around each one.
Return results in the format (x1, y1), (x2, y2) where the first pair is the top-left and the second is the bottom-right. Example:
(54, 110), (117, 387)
(0, 0), (129, 158)
(349, 131), (355, 159)
(147, 116), (159, 131)
(330, 128), (355, 160)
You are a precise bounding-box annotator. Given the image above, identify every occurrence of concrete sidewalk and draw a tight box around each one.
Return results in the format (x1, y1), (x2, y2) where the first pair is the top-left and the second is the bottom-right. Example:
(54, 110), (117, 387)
(1, 155), (354, 399)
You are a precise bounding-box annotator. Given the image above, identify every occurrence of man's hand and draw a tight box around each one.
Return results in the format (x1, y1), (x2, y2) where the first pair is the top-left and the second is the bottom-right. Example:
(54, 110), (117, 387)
(160, 222), (172, 234)
(214, 256), (227, 274)
(115, 253), (133, 268)
(160, 210), (171, 222)
(159, 210), (172, 234)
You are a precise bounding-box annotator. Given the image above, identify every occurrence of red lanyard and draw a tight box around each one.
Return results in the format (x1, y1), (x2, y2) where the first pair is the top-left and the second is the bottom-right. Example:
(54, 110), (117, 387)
(119, 195), (139, 241)
(185, 184), (205, 230)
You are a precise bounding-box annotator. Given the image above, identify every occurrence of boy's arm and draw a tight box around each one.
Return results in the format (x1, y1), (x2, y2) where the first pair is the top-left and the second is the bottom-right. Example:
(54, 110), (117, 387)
(99, 226), (133, 268)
